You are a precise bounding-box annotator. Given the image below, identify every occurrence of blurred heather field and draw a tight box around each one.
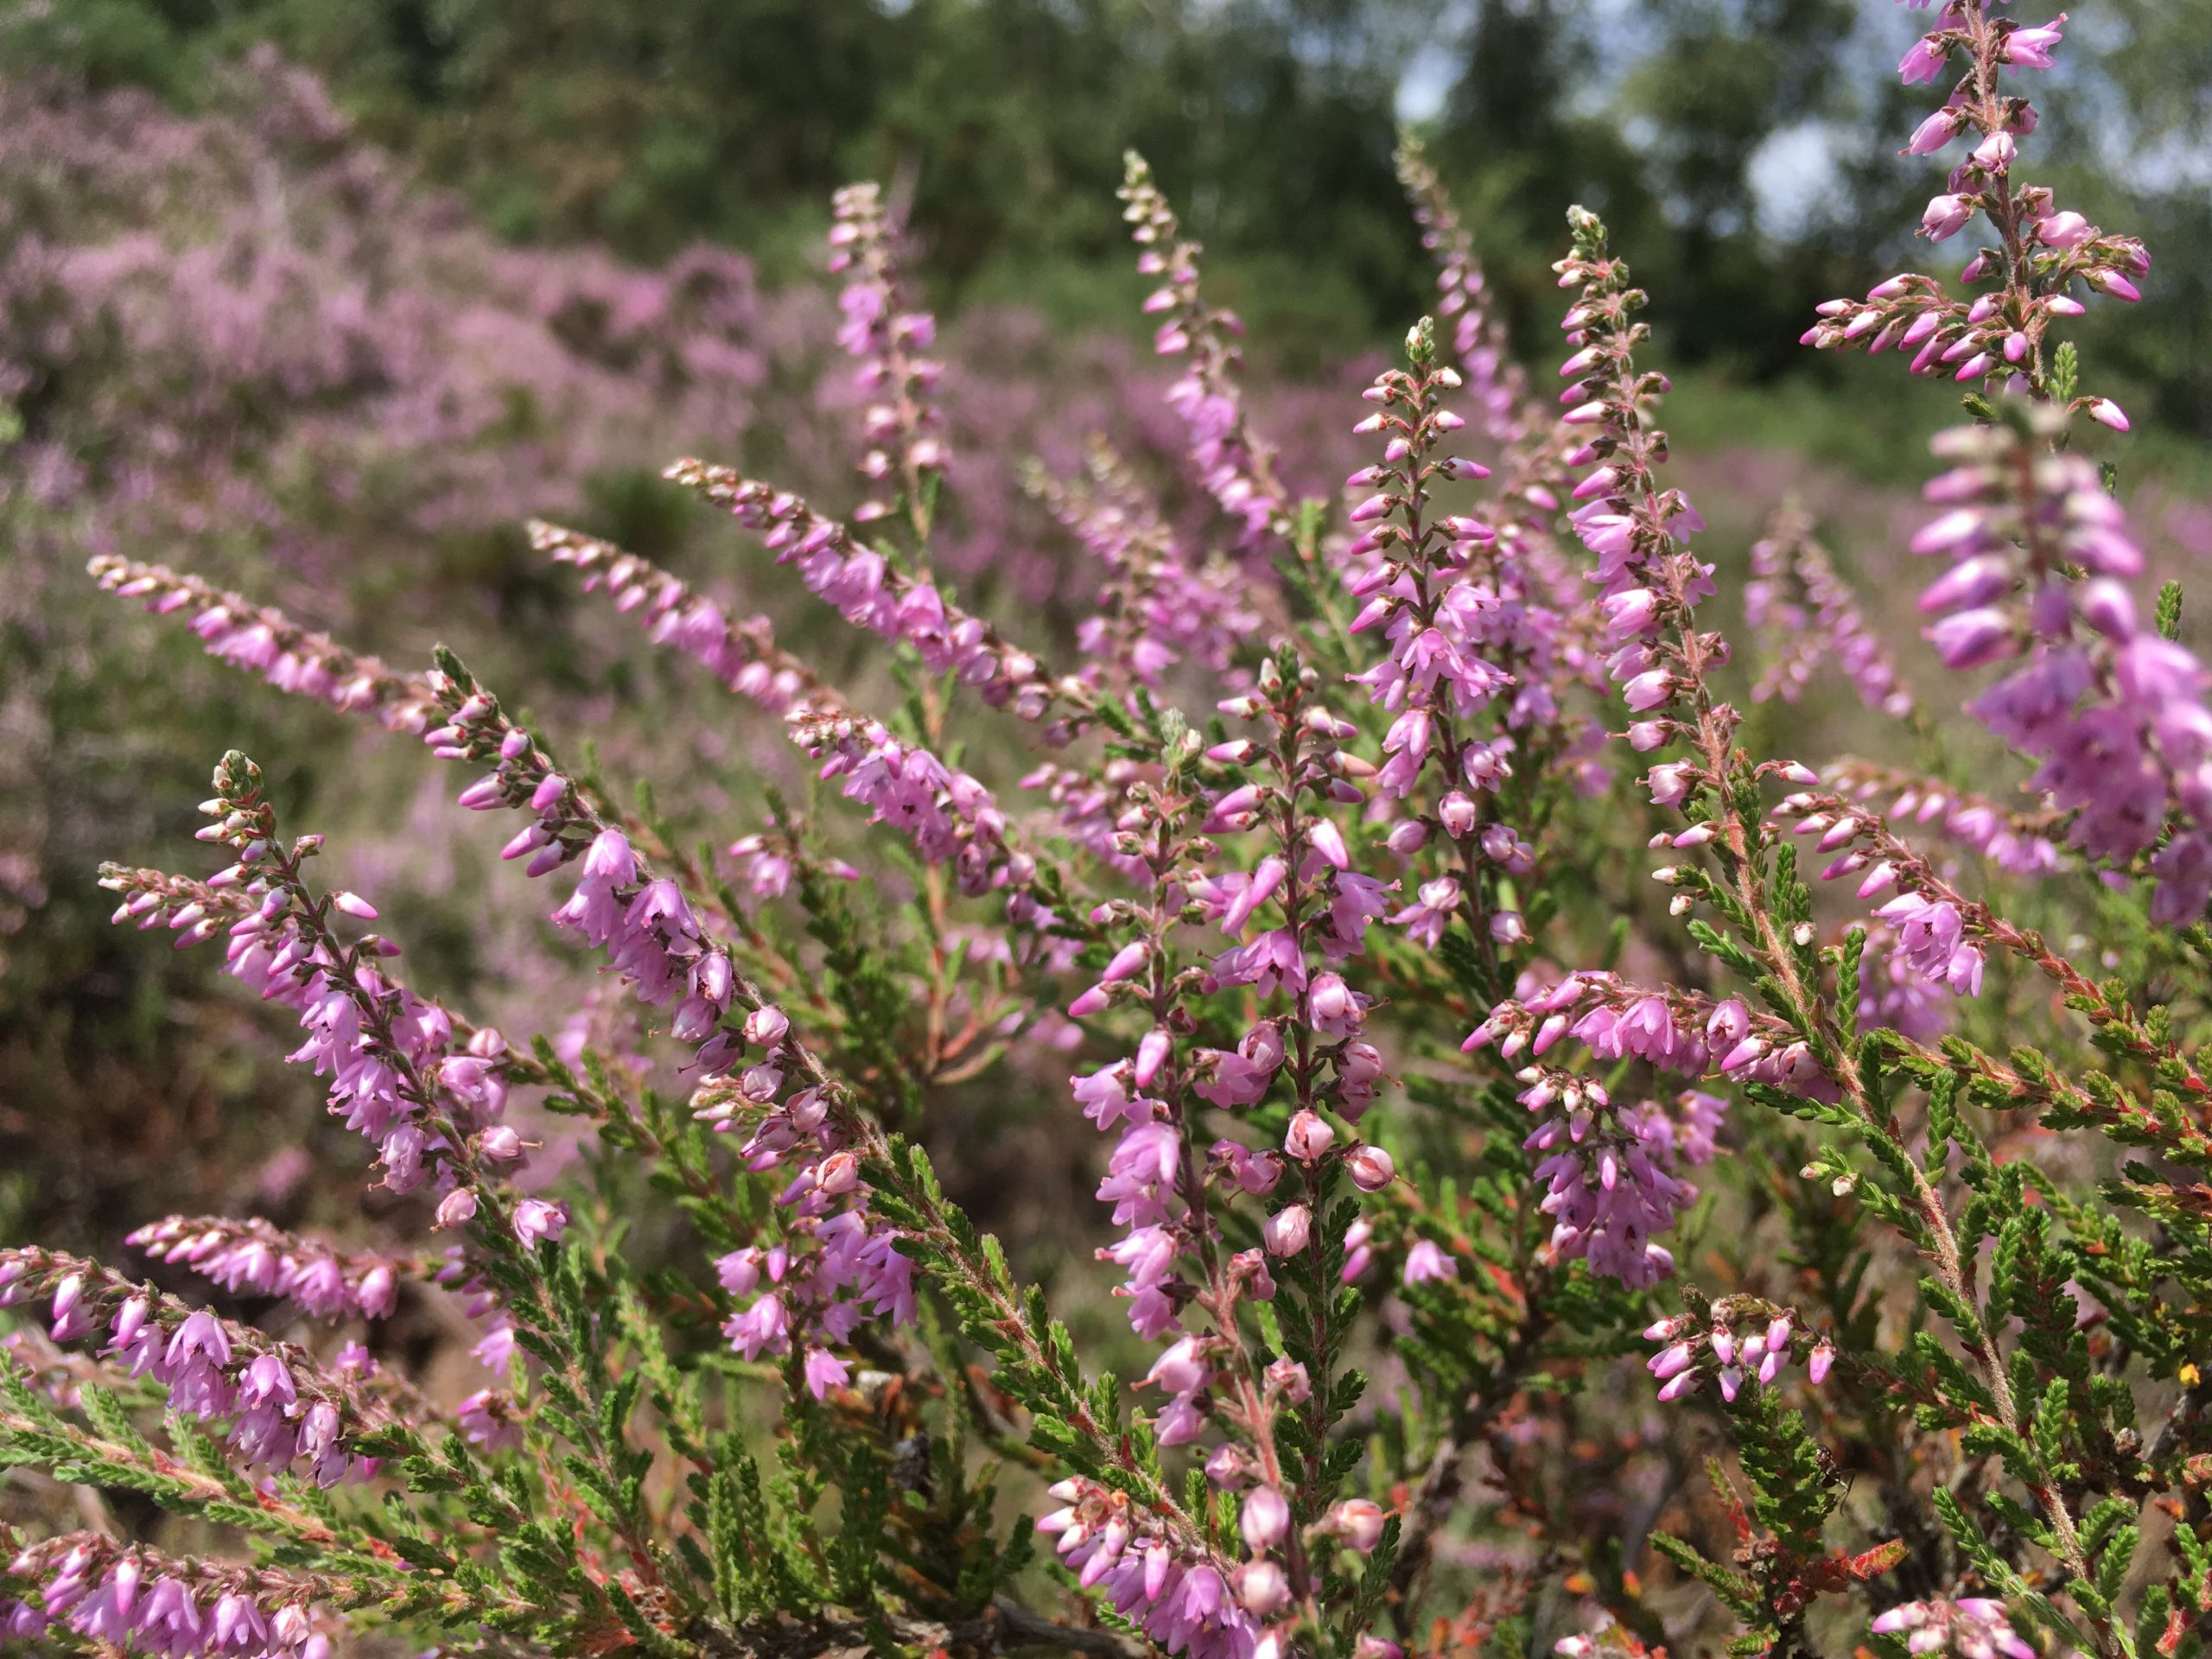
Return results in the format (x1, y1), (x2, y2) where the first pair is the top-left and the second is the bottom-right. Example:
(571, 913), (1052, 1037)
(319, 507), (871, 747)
(3, 0), (2210, 1475)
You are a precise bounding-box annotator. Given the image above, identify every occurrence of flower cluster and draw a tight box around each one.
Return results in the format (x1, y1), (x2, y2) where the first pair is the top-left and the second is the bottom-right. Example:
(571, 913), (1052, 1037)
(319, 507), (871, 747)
(89, 556), (441, 734)
(795, 713), (1009, 893)
(1027, 438), (1256, 691)
(1119, 152), (1288, 547)
(427, 673), (920, 1391)
(1335, 326), (1561, 953)
(1872, 1599), (2037, 1659)
(1545, 207), (1725, 785)
(1395, 137), (1534, 446)
(1467, 976), (1839, 1104)
(3, 1535), (337, 1657)
(530, 519), (841, 719)
(1745, 506), (1915, 719)
(1824, 759), (2063, 878)
(16, 18), (2211, 1659)
(1909, 408), (2212, 918)
(1643, 1301), (1834, 1405)
(1, 1249), (384, 1484)
(828, 181), (950, 532)
(1515, 1071), (1724, 1286)
(663, 459), (1073, 722)
(127, 1217), (404, 1323)
(99, 774), (505, 1211)
(1038, 1478), (1266, 1657)
(1802, 0), (2144, 427)
(707, 1125), (919, 1402)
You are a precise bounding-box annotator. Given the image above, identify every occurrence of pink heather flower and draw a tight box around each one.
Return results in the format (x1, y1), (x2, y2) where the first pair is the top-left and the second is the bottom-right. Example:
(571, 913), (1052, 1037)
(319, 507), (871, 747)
(2037, 210), (2093, 249)
(1927, 607), (2018, 670)
(1239, 1485), (1290, 1549)
(435, 1188), (479, 1229)
(802, 1347), (851, 1400)
(1875, 893), (1985, 997)
(457, 1389), (524, 1452)
(1284, 1109), (1336, 1162)
(2000, 16), (2066, 68)
(1262, 1204), (1312, 1257)
(1402, 1239), (1456, 1284)
(1906, 109), (1962, 155)
(1809, 1342), (1836, 1384)
(1236, 1559), (1290, 1616)
(1921, 194), (1974, 240)
(1345, 1145), (1395, 1191)
(1899, 34), (1951, 82)
(513, 1199), (569, 1249)
(1327, 1499), (1388, 1552)
(1872, 1599), (2037, 1659)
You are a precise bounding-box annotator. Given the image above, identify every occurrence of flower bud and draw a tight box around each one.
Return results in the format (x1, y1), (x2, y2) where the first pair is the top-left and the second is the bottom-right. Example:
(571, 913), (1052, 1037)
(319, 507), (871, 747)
(435, 1188), (479, 1229)
(1241, 1485), (1290, 1549)
(1236, 1559), (1290, 1615)
(1262, 1204), (1312, 1257)
(1345, 1144), (1395, 1191)
(1206, 1442), (1254, 1487)
(1384, 818), (1430, 855)
(1327, 1498), (1388, 1552)
(1284, 1109), (1335, 1162)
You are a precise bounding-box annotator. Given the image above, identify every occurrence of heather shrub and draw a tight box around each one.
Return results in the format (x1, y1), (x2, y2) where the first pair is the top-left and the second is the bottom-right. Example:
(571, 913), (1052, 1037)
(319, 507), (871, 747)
(3, 7), (2210, 1659)
(0, 53), (1358, 1256)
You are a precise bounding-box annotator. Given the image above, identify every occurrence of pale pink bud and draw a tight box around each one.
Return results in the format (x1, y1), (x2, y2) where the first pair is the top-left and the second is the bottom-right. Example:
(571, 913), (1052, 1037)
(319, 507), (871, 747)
(1135, 1028), (1172, 1089)
(1236, 1560), (1290, 1615)
(1922, 194), (1974, 241)
(1328, 1499), (1388, 1553)
(1207, 1443), (1254, 1487)
(1241, 1485), (1291, 1549)
(1263, 1204), (1312, 1257)
(2037, 210), (2093, 249)
(1285, 1109), (1336, 1163)
(436, 1188), (479, 1229)
(1345, 1144), (1395, 1191)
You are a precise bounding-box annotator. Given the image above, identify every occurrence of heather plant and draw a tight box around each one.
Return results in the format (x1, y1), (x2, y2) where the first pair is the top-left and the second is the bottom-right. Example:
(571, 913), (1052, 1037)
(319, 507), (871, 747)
(0, 50), (1360, 1254)
(6, 7), (2212, 1659)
